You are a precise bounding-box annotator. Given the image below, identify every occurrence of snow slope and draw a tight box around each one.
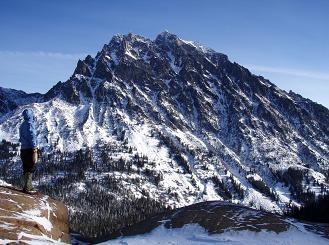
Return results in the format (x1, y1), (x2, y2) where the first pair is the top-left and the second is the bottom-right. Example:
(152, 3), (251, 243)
(100, 200), (329, 245)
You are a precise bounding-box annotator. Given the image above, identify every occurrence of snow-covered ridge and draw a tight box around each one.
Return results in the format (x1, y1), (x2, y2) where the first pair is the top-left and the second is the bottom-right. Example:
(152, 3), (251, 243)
(0, 87), (43, 117)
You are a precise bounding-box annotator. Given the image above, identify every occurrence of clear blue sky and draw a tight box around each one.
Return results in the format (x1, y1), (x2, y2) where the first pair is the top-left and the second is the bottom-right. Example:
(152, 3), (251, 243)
(0, 0), (328, 107)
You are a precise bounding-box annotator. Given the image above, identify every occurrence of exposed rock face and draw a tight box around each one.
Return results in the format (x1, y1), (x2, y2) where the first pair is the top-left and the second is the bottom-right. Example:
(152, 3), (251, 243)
(0, 184), (70, 244)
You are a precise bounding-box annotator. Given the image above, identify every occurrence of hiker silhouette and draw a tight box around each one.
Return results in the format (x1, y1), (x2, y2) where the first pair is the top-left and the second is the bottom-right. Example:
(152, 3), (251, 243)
(19, 108), (38, 193)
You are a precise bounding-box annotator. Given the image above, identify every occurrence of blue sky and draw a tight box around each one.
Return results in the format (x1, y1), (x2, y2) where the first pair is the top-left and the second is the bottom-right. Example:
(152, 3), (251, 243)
(0, 0), (328, 107)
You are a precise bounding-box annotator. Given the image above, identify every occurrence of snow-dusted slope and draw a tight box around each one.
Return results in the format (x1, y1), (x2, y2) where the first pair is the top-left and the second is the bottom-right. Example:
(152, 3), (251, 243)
(0, 32), (328, 213)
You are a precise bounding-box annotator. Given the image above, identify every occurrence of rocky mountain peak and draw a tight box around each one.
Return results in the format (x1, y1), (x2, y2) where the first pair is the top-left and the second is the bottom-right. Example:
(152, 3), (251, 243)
(155, 30), (180, 43)
(0, 32), (328, 218)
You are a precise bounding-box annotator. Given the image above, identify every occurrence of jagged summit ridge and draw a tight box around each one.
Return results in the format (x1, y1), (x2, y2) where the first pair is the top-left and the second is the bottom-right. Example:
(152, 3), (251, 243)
(45, 31), (231, 106)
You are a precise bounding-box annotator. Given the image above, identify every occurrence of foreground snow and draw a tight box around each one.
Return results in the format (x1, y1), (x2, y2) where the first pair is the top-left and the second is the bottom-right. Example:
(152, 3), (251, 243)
(102, 224), (328, 245)
(0, 179), (11, 187)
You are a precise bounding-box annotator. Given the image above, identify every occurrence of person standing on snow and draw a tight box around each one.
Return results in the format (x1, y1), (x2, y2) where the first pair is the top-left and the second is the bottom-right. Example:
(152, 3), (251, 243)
(19, 108), (38, 193)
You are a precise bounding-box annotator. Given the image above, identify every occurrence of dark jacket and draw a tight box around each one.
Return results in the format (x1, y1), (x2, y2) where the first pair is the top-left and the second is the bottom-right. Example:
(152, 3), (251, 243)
(19, 109), (37, 150)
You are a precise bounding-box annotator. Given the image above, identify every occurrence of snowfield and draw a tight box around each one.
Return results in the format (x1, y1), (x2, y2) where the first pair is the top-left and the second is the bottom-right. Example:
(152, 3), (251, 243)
(103, 224), (329, 245)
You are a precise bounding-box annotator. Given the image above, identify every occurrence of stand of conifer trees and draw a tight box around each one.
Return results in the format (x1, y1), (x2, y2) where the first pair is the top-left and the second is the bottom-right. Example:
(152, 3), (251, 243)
(286, 193), (329, 223)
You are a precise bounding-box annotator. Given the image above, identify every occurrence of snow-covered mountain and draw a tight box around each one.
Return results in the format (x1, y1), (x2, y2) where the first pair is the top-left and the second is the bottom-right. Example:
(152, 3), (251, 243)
(0, 31), (328, 214)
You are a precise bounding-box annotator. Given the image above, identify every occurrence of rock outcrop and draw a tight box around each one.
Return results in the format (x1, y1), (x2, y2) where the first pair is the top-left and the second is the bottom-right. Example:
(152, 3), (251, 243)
(0, 183), (70, 244)
(101, 201), (291, 241)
